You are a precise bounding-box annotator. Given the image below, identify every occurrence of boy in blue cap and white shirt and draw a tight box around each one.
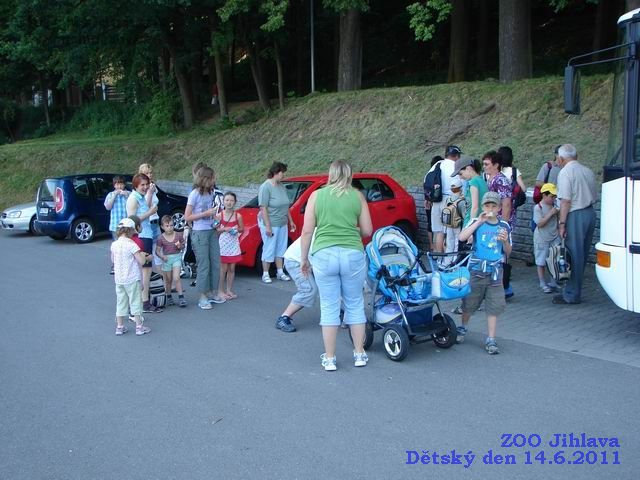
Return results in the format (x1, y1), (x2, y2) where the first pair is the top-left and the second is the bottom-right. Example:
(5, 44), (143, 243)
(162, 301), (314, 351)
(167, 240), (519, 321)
(456, 191), (512, 354)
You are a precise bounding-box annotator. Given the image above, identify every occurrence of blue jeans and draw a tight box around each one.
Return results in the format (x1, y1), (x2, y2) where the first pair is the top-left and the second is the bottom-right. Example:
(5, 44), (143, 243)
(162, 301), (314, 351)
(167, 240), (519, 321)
(191, 229), (220, 295)
(310, 246), (366, 326)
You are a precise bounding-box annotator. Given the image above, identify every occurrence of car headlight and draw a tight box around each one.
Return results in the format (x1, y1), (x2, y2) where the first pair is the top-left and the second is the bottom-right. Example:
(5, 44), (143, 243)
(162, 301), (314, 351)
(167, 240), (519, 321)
(6, 211), (21, 218)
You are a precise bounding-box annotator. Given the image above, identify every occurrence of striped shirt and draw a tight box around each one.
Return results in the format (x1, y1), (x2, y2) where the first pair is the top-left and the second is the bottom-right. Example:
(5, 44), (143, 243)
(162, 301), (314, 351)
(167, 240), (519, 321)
(105, 190), (129, 232)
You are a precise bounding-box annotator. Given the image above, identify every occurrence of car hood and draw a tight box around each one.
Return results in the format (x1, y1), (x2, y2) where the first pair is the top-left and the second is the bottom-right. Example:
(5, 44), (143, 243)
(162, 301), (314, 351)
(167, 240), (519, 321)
(4, 202), (36, 213)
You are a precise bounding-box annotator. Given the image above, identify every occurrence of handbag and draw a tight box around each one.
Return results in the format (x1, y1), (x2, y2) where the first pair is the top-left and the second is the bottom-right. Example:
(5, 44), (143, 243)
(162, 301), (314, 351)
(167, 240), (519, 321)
(511, 168), (526, 208)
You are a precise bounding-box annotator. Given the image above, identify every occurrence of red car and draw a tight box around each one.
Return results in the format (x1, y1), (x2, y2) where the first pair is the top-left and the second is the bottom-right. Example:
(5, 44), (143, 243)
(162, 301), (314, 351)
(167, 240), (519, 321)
(237, 173), (418, 269)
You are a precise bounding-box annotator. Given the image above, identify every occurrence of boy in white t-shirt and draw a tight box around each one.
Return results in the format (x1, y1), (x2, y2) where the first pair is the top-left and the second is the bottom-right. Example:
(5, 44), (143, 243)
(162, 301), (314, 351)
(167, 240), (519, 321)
(532, 183), (560, 293)
(275, 234), (318, 333)
(111, 218), (152, 336)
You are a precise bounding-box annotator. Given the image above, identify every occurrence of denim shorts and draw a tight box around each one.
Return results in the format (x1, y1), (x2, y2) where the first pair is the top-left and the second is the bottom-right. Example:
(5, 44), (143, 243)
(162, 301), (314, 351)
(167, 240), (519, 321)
(310, 246), (366, 326)
(259, 220), (288, 262)
(284, 258), (318, 308)
(162, 253), (183, 272)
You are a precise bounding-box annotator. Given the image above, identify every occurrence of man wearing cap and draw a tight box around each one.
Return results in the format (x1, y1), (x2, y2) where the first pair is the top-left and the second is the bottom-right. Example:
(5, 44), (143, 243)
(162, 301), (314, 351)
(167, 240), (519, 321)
(427, 145), (462, 252)
(553, 144), (597, 305)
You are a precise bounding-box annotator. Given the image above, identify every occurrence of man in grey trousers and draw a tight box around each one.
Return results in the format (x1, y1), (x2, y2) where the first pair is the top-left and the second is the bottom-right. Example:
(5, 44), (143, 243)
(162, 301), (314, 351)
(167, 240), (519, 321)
(553, 144), (597, 304)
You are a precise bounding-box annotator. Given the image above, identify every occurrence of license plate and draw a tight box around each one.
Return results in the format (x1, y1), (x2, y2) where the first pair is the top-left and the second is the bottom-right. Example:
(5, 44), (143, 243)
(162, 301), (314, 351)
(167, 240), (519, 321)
(39, 207), (49, 215)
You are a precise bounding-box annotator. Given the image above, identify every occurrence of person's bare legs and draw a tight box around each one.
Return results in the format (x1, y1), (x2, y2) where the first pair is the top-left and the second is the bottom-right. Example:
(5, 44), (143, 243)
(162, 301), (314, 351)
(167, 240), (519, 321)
(487, 315), (497, 338)
(433, 231), (444, 253)
(322, 326), (339, 358)
(349, 323), (365, 353)
(282, 303), (303, 318)
(262, 261), (271, 276)
(142, 267), (152, 302)
(219, 263), (228, 297)
(226, 264), (236, 296)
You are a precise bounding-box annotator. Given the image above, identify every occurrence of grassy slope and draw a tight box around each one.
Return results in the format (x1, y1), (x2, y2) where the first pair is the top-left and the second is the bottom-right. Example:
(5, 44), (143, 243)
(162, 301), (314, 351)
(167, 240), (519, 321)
(0, 75), (611, 210)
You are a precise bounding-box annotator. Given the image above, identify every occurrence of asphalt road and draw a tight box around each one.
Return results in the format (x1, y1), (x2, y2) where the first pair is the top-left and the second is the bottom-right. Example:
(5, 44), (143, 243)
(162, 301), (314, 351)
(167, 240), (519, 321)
(1, 231), (639, 480)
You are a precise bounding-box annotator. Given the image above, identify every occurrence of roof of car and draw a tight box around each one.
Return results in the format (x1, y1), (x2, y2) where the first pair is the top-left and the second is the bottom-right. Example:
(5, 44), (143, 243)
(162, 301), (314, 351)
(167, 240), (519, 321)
(43, 173), (133, 181)
(285, 172), (393, 182)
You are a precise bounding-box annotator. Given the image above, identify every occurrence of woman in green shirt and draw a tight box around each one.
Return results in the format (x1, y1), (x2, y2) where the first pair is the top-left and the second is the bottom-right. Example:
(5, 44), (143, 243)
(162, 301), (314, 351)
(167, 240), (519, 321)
(300, 160), (373, 372)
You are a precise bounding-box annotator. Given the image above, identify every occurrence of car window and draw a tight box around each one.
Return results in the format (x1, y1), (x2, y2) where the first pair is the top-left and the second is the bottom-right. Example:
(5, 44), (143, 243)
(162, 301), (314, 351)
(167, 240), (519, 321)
(73, 178), (90, 198)
(357, 178), (394, 203)
(244, 181), (312, 208)
(89, 177), (113, 200)
(284, 182), (312, 203)
(39, 180), (57, 202)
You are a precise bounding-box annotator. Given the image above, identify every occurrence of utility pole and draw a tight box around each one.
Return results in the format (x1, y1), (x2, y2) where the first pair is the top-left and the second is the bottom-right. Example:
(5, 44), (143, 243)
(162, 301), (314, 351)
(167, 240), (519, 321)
(310, 0), (316, 93)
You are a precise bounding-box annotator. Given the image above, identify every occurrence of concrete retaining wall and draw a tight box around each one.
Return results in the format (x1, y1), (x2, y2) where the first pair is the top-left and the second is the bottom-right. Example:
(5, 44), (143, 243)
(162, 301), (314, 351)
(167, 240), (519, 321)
(159, 180), (600, 264)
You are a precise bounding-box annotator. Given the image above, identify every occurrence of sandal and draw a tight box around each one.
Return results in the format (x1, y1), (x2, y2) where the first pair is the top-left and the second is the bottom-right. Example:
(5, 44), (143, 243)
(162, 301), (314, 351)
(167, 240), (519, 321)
(225, 292), (238, 299)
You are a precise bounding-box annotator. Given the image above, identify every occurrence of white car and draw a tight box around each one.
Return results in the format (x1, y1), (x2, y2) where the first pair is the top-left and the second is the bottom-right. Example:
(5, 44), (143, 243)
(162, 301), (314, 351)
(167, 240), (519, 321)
(1, 202), (39, 235)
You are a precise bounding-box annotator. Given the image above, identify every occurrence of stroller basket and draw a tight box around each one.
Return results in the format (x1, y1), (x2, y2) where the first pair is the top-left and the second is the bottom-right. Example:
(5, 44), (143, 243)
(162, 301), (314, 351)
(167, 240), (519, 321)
(425, 252), (471, 301)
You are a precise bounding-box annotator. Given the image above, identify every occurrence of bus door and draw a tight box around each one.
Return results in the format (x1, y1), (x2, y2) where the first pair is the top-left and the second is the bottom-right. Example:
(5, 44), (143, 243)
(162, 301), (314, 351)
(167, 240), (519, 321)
(631, 168), (640, 312)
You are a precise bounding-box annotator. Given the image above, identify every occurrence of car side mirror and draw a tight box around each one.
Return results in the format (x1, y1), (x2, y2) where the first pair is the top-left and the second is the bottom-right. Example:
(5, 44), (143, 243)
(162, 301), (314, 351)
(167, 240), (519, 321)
(564, 65), (580, 114)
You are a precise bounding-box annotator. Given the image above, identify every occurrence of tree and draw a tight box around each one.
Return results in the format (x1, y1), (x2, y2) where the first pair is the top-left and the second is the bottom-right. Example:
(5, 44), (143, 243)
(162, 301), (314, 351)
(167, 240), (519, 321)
(498, 0), (531, 83)
(324, 0), (369, 91)
(448, 0), (469, 82)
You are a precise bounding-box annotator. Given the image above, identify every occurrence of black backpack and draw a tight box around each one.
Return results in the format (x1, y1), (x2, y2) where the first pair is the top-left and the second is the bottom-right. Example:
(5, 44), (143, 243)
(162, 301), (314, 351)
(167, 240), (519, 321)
(423, 162), (443, 203)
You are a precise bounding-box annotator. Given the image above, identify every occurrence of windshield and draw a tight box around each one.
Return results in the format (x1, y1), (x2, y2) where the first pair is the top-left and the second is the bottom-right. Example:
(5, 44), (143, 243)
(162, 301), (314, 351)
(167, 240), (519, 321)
(606, 30), (627, 167)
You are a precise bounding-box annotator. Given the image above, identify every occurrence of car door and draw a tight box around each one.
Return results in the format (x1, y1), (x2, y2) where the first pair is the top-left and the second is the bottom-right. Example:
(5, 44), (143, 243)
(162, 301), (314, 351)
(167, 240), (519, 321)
(284, 181), (313, 241)
(87, 175), (113, 232)
(354, 177), (397, 232)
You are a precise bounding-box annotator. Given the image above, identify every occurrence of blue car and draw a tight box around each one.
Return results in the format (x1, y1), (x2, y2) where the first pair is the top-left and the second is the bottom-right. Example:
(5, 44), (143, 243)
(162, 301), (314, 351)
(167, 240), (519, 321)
(35, 173), (187, 243)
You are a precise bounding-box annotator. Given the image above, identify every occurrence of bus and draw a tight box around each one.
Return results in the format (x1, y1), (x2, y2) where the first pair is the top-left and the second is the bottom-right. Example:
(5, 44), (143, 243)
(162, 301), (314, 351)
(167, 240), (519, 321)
(564, 8), (640, 313)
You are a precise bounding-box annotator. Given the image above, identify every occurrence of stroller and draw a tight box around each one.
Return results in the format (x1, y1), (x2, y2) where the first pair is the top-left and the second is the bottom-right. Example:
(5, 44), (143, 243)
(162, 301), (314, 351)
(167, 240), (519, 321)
(180, 225), (198, 287)
(364, 226), (471, 361)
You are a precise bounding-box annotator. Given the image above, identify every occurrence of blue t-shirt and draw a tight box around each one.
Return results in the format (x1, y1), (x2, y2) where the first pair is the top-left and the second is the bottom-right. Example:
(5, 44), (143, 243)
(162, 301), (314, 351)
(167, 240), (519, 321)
(468, 218), (511, 277)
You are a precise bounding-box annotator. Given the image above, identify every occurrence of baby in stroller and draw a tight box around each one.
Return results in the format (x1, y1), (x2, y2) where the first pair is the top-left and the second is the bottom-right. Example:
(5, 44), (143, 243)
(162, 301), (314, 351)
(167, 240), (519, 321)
(365, 226), (470, 361)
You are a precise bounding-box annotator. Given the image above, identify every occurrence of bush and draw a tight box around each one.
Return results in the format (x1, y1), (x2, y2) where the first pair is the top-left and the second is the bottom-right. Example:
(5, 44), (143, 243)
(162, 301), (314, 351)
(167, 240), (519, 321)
(129, 89), (181, 135)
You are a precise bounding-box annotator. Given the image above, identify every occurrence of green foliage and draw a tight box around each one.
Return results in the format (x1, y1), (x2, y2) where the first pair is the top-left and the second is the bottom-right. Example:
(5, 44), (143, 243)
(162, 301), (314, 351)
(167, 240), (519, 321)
(547, 0), (598, 13)
(64, 89), (180, 136)
(407, 0), (452, 42)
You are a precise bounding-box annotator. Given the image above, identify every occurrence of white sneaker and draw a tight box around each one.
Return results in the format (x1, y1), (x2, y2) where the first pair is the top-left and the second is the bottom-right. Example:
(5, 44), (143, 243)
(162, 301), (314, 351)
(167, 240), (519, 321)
(353, 351), (368, 367)
(277, 272), (291, 281)
(262, 273), (272, 284)
(321, 353), (337, 371)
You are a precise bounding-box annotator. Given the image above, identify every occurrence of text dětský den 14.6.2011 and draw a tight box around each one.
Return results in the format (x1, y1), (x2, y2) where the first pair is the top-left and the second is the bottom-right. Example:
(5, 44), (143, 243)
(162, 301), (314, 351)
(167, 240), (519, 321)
(405, 432), (621, 468)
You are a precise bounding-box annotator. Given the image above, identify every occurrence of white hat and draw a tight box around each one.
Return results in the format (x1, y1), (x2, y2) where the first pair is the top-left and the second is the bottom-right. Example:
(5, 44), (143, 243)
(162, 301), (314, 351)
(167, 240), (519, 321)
(450, 177), (463, 189)
(118, 218), (135, 229)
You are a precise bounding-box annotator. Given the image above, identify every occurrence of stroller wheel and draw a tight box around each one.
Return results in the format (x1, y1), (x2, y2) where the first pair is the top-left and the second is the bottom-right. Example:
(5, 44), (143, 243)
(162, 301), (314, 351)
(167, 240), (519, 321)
(349, 322), (375, 351)
(432, 314), (457, 349)
(382, 325), (409, 361)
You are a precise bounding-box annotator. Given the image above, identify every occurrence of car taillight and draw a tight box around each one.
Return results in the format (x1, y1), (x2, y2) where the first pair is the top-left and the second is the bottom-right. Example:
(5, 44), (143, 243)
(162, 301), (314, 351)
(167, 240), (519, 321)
(55, 187), (64, 213)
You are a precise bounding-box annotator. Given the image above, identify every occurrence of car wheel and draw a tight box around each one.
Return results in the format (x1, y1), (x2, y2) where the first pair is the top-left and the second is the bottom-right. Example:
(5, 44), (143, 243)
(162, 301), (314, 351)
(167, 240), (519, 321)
(171, 209), (186, 232)
(49, 233), (66, 241)
(382, 324), (410, 361)
(72, 218), (95, 243)
(432, 314), (457, 349)
(394, 221), (416, 243)
(28, 216), (38, 235)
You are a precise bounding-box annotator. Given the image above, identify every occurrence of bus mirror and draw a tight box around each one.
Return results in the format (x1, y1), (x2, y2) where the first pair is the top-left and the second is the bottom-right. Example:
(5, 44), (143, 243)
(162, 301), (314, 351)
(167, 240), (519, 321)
(564, 65), (581, 114)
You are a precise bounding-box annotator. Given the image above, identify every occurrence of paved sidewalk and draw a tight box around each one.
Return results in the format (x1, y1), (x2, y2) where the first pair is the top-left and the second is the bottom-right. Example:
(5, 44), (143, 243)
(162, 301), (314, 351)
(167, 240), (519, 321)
(450, 260), (640, 368)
